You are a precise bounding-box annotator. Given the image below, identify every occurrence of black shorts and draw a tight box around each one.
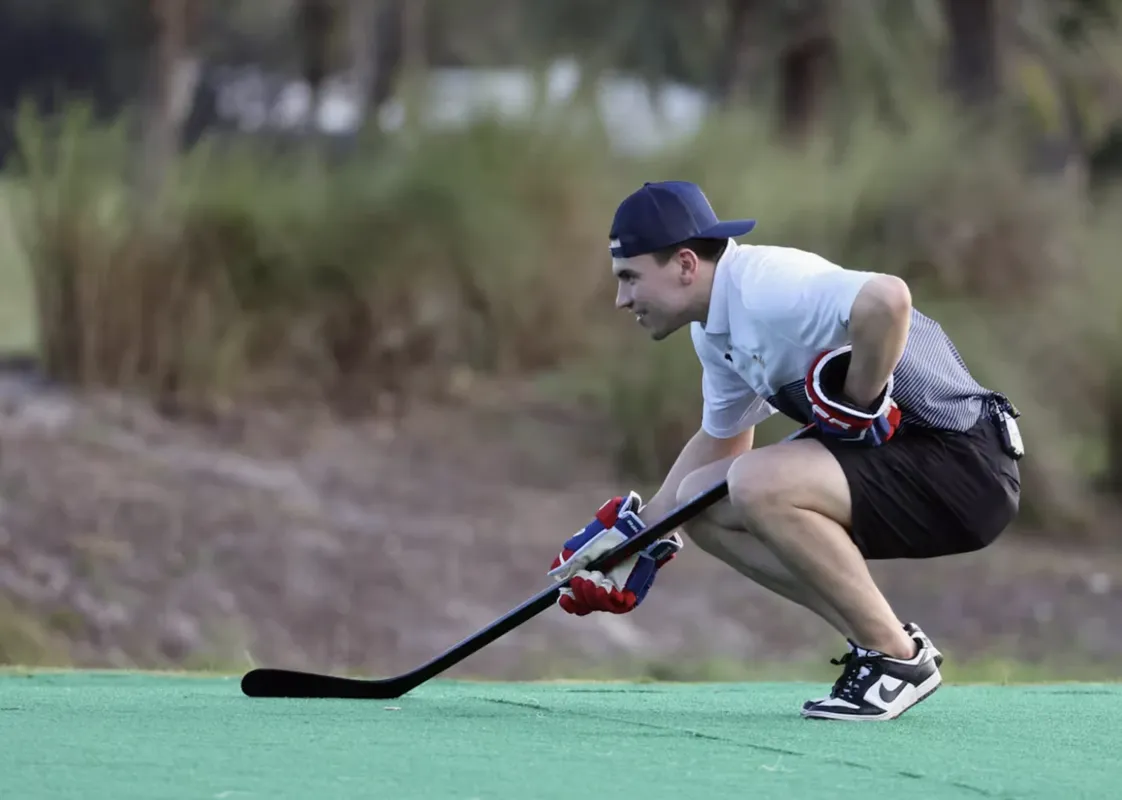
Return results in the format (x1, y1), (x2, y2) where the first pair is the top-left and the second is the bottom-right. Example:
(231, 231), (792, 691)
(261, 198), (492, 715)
(818, 413), (1022, 560)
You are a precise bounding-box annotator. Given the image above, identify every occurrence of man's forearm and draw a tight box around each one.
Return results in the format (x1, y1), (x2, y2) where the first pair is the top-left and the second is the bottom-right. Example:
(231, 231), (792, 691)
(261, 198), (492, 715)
(844, 275), (912, 408)
(638, 426), (754, 525)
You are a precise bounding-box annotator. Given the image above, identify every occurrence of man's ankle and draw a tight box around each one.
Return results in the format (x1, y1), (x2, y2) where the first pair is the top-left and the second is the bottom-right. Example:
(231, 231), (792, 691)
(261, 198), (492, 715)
(857, 630), (917, 661)
(888, 636), (920, 661)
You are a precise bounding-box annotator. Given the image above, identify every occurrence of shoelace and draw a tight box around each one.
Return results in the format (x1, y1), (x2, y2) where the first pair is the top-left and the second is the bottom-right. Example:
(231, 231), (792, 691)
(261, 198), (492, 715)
(828, 651), (881, 703)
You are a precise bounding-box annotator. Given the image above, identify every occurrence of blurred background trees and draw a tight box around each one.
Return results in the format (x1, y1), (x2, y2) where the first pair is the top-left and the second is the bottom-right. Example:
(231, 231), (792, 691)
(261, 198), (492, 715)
(3, 0), (1122, 534)
(4, 1), (1121, 170)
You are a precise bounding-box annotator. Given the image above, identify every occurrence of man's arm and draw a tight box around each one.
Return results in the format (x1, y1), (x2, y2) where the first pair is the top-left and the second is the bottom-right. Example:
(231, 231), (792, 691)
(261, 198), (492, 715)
(745, 252), (911, 410)
(631, 324), (774, 528)
(842, 275), (912, 408)
(637, 425), (755, 525)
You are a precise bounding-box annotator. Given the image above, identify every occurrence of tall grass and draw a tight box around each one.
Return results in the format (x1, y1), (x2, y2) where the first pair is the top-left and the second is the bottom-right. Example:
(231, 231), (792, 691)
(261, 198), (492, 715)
(4, 104), (629, 411)
(0, 179), (36, 355)
(4, 92), (1121, 532)
(0, 596), (70, 666)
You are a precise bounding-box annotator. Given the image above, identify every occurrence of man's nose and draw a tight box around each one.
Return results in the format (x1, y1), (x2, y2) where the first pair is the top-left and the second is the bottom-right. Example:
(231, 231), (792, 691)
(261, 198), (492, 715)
(615, 284), (631, 309)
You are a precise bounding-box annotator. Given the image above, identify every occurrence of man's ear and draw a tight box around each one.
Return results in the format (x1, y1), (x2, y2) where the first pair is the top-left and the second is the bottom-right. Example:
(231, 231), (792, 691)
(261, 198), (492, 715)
(677, 248), (699, 284)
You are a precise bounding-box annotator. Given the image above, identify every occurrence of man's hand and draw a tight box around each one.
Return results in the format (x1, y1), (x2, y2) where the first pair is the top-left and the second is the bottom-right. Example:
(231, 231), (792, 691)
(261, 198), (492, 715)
(548, 492), (684, 615)
(805, 346), (901, 446)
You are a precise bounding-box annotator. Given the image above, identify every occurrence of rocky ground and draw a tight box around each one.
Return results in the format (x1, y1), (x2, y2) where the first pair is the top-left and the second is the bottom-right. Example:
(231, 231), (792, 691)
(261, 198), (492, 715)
(3, 367), (1122, 682)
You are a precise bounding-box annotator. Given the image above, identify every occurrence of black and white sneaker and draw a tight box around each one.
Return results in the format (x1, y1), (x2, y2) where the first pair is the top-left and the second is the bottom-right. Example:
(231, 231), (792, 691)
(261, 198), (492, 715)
(801, 634), (942, 721)
(801, 622), (943, 713)
(904, 622), (944, 667)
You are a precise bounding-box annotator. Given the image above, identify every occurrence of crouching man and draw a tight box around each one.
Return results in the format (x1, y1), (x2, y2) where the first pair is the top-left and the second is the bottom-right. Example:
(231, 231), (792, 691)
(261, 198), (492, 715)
(548, 181), (1023, 721)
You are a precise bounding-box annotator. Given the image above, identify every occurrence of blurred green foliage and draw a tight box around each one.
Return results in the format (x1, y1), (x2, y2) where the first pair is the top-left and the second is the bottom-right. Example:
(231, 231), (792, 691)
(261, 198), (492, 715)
(4, 0), (1122, 536)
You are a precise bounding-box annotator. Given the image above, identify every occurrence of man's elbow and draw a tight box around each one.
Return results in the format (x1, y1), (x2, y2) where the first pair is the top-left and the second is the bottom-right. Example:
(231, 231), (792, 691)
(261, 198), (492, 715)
(855, 274), (912, 326)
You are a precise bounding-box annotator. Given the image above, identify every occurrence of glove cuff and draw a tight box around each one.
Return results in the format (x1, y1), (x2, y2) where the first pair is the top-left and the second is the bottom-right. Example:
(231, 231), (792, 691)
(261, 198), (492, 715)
(807, 346), (894, 421)
(593, 491), (645, 538)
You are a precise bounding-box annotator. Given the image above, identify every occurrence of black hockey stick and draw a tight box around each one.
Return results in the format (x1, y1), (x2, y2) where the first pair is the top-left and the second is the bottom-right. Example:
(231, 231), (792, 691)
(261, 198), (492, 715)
(240, 425), (813, 699)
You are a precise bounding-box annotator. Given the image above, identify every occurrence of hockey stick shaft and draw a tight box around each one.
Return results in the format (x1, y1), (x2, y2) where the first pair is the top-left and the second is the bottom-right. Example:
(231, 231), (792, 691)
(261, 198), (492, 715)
(421, 424), (814, 667)
(241, 424), (813, 698)
(408, 475), (731, 667)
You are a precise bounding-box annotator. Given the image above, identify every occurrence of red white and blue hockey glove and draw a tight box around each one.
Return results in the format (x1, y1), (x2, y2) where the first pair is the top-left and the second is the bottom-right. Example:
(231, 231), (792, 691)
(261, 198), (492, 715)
(547, 492), (683, 616)
(805, 346), (902, 447)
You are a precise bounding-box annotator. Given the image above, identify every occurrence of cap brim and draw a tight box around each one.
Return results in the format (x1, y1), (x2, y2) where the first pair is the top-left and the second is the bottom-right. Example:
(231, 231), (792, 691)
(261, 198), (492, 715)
(698, 219), (756, 239)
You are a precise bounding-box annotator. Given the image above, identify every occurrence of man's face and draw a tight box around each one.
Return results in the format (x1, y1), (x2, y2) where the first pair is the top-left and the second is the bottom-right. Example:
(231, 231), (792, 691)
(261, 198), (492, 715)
(613, 248), (701, 341)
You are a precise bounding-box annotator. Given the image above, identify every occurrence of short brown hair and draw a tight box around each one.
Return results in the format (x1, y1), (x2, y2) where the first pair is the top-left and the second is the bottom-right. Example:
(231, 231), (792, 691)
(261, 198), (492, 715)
(651, 237), (728, 265)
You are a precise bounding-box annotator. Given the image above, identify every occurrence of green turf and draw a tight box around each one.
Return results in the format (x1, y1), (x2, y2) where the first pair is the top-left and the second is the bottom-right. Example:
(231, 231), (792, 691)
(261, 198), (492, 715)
(1, 672), (1118, 799)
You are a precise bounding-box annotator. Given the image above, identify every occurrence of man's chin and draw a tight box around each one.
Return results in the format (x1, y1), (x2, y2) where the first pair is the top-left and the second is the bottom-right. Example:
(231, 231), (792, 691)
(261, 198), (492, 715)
(648, 323), (680, 342)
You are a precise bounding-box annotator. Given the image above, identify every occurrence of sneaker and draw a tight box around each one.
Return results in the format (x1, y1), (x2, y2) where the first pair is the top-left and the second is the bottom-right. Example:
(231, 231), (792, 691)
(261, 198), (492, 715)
(904, 622), (944, 667)
(800, 635), (942, 721)
(801, 622), (942, 712)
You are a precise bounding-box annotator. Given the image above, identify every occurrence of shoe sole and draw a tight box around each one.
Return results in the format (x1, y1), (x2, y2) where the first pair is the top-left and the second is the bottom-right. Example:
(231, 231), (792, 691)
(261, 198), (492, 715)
(800, 672), (943, 722)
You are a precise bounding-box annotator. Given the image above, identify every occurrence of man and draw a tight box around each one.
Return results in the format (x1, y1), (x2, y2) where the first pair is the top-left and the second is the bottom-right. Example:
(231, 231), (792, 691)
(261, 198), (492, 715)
(548, 180), (1023, 721)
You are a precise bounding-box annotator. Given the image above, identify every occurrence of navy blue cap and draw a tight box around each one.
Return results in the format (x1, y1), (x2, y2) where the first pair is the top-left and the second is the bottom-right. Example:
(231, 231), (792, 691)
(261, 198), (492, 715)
(608, 181), (756, 258)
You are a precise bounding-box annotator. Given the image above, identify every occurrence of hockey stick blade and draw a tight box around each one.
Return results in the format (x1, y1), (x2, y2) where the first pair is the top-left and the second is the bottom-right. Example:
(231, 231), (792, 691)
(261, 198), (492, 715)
(240, 426), (812, 700)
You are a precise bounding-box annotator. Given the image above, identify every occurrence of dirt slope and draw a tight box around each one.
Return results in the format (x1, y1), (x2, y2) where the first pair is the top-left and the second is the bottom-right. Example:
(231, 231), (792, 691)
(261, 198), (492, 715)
(3, 371), (1122, 680)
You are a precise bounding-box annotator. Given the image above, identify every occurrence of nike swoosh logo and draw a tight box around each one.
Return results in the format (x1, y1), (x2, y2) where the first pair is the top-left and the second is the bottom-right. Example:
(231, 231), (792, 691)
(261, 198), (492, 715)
(879, 680), (908, 704)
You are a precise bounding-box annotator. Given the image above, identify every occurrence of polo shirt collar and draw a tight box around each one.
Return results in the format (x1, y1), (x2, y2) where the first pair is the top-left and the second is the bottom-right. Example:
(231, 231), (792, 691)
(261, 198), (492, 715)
(700, 239), (736, 334)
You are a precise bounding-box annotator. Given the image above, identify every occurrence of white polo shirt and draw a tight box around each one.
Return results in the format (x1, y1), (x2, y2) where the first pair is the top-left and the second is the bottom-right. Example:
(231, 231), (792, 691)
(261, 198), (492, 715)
(691, 239), (997, 438)
(691, 241), (878, 438)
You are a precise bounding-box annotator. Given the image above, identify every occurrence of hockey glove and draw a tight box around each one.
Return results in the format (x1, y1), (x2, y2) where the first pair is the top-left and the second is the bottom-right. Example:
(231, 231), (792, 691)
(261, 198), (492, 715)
(548, 492), (684, 616)
(805, 346), (902, 447)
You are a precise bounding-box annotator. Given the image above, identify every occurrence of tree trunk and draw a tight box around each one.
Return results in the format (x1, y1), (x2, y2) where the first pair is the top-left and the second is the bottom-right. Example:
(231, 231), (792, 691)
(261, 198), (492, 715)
(369, 1), (406, 112)
(398, 0), (427, 129)
(296, 0), (338, 132)
(941, 0), (1000, 109)
(777, 1), (835, 141)
(347, 0), (406, 119)
(346, 0), (378, 121)
(716, 0), (767, 107)
(136, 0), (202, 203)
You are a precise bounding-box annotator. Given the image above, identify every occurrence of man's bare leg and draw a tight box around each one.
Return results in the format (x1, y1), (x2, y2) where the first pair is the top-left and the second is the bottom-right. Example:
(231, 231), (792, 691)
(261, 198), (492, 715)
(684, 515), (856, 637)
(674, 457), (856, 637)
(669, 440), (941, 720)
(709, 439), (915, 659)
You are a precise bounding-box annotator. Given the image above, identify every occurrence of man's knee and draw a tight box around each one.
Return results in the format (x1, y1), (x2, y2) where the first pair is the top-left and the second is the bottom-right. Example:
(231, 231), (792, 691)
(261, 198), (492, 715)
(674, 458), (744, 536)
(674, 456), (736, 507)
(726, 453), (794, 518)
(671, 448), (806, 532)
(725, 441), (853, 529)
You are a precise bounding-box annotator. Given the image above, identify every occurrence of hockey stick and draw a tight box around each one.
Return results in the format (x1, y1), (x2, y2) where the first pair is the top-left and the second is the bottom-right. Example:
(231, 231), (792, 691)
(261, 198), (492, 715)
(240, 424), (814, 699)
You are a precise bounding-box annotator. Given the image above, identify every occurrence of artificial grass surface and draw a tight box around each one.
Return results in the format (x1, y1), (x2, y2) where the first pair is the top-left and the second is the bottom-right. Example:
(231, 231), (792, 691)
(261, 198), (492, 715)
(2, 672), (1118, 799)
